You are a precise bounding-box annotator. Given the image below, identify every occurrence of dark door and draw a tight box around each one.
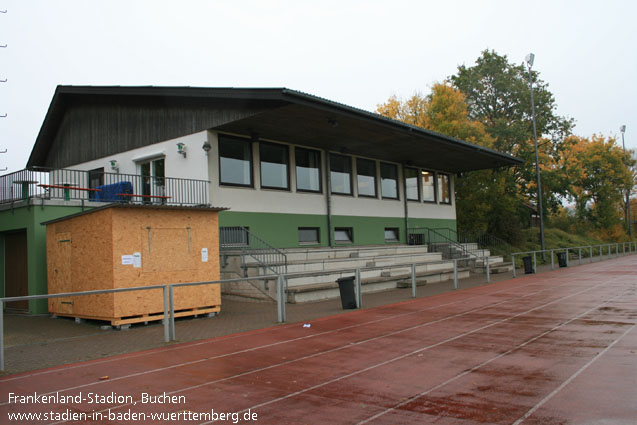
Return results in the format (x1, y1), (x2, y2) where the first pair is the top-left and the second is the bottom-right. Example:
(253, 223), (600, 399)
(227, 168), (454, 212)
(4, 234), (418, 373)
(4, 231), (29, 311)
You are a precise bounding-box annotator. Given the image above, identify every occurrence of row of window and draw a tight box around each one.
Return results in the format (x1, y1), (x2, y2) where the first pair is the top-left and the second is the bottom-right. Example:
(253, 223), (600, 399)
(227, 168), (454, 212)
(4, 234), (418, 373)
(218, 134), (452, 204)
(223, 226), (400, 246)
(299, 227), (399, 244)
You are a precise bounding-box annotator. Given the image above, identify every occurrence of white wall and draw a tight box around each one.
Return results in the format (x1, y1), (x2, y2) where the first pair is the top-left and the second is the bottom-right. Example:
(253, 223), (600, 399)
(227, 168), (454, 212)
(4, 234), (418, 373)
(68, 131), (210, 182)
(62, 127), (456, 220)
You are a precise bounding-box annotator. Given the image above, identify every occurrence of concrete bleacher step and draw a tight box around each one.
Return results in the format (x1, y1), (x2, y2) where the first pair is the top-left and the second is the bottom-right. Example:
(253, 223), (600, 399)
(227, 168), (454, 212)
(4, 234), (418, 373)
(396, 267), (471, 287)
(474, 261), (513, 274)
(286, 266), (470, 304)
(247, 244), (430, 264)
(245, 252), (443, 275)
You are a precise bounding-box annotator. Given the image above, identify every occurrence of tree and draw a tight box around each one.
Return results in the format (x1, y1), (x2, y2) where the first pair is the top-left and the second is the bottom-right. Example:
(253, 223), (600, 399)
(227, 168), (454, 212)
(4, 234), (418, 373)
(560, 134), (635, 230)
(449, 50), (575, 218)
(377, 83), (522, 240)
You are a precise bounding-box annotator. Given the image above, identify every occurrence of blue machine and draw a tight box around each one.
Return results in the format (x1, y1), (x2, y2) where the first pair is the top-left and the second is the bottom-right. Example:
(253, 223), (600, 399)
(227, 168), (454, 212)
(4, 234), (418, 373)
(93, 181), (133, 202)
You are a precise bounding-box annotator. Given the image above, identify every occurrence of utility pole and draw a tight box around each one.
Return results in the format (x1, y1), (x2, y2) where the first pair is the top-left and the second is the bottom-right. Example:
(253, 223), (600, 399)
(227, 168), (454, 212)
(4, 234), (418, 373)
(526, 53), (546, 254)
(620, 125), (632, 238)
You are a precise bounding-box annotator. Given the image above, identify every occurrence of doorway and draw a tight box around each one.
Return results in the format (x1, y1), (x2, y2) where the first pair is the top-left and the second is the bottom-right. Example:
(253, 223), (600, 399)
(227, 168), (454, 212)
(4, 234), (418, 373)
(139, 157), (165, 204)
(4, 231), (29, 311)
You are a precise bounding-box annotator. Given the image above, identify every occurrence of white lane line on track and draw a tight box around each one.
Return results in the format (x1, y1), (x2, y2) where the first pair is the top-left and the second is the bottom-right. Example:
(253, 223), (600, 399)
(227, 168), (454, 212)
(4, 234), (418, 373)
(0, 276), (561, 394)
(192, 277), (624, 424)
(44, 279), (597, 424)
(357, 288), (632, 424)
(0, 274), (545, 384)
(512, 323), (636, 425)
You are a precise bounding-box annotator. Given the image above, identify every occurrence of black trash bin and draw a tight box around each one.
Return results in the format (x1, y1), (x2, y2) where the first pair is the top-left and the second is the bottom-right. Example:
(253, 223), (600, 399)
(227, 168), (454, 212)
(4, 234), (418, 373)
(336, 276), (357, 309)
(522, 256), (534, 274)
(556, 252), (568, 268)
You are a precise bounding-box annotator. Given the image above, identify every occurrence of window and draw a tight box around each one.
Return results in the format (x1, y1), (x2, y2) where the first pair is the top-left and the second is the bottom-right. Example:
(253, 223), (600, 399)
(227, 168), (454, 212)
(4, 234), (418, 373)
(334, 227), (353, 243)
(404, 168), (419, 201)
(356, 158), (377, 197)
(219, 135), (252, 186)
(380, 162), (398, 199)
(330, 154), (352, 195)
(384, 228), (399, 242)
(298, 227), (320, 244)
(438, 173), (451, 204)
(219, 226), (250, 248)
(421, 170), (436, 202)
(260, 142), (289, 190)
(295, 147), (322, 192)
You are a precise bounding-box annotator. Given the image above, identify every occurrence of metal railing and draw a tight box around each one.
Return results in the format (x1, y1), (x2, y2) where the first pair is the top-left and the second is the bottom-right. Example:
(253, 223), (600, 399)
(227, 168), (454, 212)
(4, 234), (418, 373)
(219, 226), (288, 275)
(2, 241), (635, 371)
(0, 254), (484, 371)
(0, 167), (210, 206)
(454, 229), (514, 260)
(511, 242), (637, 277)
(409, 227), (475, 263)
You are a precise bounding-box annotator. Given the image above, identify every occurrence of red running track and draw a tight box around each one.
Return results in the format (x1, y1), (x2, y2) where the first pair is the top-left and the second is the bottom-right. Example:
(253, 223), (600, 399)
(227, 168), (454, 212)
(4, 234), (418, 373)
(1, 257), (636, 424)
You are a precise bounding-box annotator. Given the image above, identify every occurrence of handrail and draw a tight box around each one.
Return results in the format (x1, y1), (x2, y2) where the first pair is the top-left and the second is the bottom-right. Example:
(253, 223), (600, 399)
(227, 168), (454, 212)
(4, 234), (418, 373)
(0, 254), (482, 370)
(0, 166), (210, 206)
(510, 242), (636, 277)
(219, 226), (288, 275)
(409, 227), (476, 263)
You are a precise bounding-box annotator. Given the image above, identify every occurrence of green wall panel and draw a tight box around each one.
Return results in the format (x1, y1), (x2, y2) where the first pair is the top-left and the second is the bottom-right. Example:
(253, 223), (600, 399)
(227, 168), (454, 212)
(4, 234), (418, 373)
(0, 204), (90, 314)
(219, 211), (456, 249)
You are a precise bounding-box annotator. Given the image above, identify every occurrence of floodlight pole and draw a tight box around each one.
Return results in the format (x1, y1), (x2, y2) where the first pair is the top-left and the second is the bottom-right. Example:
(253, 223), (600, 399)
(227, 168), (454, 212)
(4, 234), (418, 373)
(620, 125), (632, 238)
(526, 53), (546, 254)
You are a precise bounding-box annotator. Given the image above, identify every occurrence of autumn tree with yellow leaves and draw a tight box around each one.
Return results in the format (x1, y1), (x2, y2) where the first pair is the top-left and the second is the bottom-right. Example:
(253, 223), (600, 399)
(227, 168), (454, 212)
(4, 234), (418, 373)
(376, 50), (635, 242)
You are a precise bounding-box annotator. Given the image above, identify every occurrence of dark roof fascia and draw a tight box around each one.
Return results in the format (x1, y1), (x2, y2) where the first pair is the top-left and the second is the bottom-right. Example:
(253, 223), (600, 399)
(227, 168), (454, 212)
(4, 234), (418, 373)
(28, 85), (523, 168)
(279, 89), (524, 167)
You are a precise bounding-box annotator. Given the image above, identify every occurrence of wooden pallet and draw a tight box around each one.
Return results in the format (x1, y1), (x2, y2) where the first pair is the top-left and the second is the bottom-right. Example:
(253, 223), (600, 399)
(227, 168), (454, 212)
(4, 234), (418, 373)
(54, 305), (221, 326)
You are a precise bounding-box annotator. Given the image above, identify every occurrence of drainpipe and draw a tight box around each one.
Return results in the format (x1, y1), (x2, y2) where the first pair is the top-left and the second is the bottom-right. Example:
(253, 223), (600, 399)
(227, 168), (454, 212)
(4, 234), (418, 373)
(325, 150), (333, 247)
(402, 165), (409, 243)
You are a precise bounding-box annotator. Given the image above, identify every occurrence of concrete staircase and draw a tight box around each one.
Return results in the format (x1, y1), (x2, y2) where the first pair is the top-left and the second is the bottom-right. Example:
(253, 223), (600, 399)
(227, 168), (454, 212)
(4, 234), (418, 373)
(428, 242), (513, 274)
(220, 245), (472, 303)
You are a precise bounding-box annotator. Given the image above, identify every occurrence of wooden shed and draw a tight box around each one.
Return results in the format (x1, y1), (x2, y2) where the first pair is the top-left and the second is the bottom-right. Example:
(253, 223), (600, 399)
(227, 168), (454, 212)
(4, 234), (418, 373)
(45, 204), (225, 325)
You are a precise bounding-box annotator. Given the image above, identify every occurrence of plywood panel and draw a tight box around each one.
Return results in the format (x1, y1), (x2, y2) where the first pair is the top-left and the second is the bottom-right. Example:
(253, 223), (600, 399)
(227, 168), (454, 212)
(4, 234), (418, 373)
(47, 230), (74, 314)
(46, 206), (221, 322)
(111, 208), (220, 318)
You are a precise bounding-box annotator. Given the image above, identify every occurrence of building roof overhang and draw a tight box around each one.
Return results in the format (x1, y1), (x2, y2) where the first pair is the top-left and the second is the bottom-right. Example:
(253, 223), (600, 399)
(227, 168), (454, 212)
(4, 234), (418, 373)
(27, 86), (523, 173)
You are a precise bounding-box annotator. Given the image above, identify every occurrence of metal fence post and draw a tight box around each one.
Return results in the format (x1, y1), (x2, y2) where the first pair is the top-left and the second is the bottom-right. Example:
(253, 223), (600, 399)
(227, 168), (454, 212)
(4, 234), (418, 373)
(485, 257), (491, 283)
(355, 267), (362, 309)
(616, 243), (619, 258)
(590, 246), (593, 263)
(163, 285), (170, 343)
(608, 244), (611, 259)
(512, 254), (516, 278)
(578, 247), (582, 265)
(453, 259), (458, 289)
(276, 275), (286, 323)
(0, 301), (4, 372)
(411, 263), (417, 298)
(551, 249), (554, 270)
(533, 251), (537, 273)
(565, 248), (569, 267)
(169, 284), (176, 341)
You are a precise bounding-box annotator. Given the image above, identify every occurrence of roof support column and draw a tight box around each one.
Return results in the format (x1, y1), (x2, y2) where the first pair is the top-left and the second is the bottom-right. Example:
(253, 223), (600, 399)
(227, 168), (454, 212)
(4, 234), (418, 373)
(402, 164), (409, 243)
(325, 150), (333, 247)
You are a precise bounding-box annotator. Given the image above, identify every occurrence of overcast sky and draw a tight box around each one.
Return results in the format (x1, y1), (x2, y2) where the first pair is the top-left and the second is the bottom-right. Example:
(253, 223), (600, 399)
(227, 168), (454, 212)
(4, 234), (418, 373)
(1, 0), (635, 173)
